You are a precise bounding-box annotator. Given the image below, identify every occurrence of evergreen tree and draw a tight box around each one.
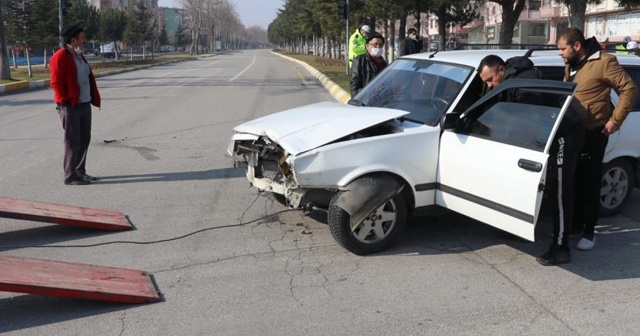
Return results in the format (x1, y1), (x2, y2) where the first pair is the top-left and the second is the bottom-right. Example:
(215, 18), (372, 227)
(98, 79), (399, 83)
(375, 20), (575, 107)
(4, 0), (58, 76)
(124, 0), (154, 57)
(159, 28), (169, 46)
(65, 0), (101, 41)
(99, 8), (127, 59)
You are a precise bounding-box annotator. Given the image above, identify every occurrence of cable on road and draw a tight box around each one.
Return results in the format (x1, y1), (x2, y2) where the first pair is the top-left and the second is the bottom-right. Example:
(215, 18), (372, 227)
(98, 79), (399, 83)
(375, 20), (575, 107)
(0, 208), (301, 250)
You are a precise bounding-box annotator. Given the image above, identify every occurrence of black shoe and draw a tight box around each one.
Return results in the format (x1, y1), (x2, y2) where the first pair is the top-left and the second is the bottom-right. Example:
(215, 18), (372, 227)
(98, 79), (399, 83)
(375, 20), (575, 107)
(78, 173), (99, 181)
(536, 245), (571, 266)
(64, 178), (91, 185)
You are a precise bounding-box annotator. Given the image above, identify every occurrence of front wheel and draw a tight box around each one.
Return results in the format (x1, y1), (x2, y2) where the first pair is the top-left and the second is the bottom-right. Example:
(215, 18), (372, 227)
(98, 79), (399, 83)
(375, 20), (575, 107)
(328, 191), (408, 255)
(600, 159), (635, 217)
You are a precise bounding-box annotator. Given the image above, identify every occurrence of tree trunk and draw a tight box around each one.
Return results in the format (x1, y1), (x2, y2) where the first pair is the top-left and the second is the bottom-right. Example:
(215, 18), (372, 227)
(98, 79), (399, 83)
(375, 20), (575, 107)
(437, 5), (447, 50)
(0, 3), (11, 80)
(388, 19), (396, 62)
(26, 47), (32, 78)
(498, 0), (526, 44)
(11, 48), (17, 69)
(369, 17), (377, 33)
(399, 15), (407, 54)
(321, 38), (326, 57)
(569, 0), (587, 31)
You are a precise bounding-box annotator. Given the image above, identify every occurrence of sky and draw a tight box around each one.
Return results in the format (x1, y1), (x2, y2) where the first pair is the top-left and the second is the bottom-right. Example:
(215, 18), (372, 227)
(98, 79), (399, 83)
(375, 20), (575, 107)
(158, 0), (283, 29)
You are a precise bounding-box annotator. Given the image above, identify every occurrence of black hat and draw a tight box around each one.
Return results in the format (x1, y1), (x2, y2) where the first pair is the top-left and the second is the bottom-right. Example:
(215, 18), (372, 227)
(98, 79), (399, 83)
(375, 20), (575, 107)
(366, 32), (385, 44)
(61, 24), (84, 42)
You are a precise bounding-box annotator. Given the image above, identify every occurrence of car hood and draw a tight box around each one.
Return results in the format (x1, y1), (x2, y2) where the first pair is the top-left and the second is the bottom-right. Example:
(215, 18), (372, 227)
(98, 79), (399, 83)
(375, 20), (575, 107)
(232, 101), (409, 155)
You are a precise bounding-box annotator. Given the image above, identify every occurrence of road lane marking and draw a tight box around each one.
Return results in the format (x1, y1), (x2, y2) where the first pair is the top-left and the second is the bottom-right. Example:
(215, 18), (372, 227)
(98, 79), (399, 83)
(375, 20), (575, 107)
(228, 53), (256, 82)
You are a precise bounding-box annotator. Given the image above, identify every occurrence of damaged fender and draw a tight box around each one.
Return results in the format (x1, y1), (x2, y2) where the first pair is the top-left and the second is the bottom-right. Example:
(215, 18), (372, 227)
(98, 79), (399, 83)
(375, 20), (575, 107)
(334, 175), (404, 231)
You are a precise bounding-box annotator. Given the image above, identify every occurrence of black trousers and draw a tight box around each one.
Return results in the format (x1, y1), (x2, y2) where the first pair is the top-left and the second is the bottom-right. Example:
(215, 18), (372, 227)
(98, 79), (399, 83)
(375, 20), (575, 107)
(546, 124), (585, 247)
(573, 127), (609, 239)
(58, 103), (92, 180)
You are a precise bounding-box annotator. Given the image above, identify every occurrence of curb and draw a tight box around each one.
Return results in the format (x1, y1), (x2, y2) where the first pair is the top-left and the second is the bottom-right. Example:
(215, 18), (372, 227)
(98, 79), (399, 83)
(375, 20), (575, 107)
(270, 51), (351, 104)
(0, 58), (190, 96)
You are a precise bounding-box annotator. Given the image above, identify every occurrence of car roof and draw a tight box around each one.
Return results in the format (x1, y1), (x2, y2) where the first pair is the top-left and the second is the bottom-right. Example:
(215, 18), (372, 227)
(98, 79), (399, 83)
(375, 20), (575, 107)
(400, 49), (640, 69)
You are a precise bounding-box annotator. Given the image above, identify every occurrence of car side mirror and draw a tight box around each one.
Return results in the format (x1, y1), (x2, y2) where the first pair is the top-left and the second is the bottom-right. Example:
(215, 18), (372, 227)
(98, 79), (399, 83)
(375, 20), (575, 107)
(440, 112), (461, 130)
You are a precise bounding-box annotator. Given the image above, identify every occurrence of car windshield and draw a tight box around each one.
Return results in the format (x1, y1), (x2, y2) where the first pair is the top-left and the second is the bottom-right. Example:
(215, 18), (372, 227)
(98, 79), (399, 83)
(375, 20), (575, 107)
(352, 59), (474, 125)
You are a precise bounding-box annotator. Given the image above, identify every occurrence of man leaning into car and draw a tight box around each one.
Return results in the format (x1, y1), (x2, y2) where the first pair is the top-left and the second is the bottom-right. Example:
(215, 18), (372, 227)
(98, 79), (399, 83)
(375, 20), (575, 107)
(556, 28), (637, 253)
(478, 54), (585, 266)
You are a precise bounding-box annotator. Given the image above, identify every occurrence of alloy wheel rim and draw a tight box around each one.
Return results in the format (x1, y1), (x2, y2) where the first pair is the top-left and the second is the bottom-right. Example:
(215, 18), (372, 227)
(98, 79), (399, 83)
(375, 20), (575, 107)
(601, 167), (630, 209)
(352, 199), (397, 244)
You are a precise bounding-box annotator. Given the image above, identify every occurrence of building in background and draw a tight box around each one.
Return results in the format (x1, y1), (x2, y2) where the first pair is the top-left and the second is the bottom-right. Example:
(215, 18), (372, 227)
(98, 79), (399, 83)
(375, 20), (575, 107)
(90, 0), (158, 11)
(542, 0), (639, 44)
(157, 7), (186, 40)
(421, 0), (639, 48)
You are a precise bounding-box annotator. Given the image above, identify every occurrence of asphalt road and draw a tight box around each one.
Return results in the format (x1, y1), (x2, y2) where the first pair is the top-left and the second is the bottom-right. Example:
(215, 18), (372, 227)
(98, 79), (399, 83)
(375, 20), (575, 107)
(1, 49), (640, 336)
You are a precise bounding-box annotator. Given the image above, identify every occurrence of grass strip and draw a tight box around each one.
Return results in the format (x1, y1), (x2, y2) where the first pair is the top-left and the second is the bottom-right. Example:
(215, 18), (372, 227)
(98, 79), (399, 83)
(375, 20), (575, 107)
(278, 52), (350, 93)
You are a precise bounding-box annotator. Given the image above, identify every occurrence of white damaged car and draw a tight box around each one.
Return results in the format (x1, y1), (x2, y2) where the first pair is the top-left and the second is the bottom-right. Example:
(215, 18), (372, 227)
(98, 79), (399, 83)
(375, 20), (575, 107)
(228, 50), (640, 255)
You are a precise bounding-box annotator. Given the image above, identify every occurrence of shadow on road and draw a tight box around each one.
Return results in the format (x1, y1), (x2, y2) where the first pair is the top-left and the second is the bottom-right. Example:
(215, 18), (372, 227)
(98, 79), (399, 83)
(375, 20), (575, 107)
(0, 98), (52, 107)
(90, 167), (246, 184)
(0, 295), (146, 333)
(0, 224), (120, 253)
(372, 191), (640, 282)
(277, 189), (640, 282)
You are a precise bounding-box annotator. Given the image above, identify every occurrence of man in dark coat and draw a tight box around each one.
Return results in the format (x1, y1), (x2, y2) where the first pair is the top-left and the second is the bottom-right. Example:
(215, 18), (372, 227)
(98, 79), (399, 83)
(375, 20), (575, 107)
(350, 32), (388, 96)
(478, 54), (585, 266)
(401, 28), (422, 56)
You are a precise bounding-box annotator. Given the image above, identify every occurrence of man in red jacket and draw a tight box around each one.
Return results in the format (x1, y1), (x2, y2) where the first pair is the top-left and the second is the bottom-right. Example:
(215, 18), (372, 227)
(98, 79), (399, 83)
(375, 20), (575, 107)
(50, 24), (101, 185)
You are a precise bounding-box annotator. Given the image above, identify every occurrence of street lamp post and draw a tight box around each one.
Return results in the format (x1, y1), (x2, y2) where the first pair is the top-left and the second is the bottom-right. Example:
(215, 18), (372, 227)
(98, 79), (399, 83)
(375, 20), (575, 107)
(345, 0), (349, 75)
(58, 0), (64, 47)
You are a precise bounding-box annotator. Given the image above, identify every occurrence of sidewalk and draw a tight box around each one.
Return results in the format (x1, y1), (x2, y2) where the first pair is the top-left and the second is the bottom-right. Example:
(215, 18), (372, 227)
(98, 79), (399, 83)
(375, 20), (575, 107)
(0, 54), (216, 96)
(270, 51), (351, 104)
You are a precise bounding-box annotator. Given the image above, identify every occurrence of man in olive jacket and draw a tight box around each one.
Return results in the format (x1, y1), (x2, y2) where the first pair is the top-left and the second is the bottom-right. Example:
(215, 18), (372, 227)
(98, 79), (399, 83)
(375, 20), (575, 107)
(556, 28), (638, 251)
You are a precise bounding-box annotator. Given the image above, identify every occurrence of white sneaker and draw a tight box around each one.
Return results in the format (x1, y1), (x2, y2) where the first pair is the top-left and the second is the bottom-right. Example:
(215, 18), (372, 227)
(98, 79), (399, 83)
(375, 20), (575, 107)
(577, 237), (596, 251)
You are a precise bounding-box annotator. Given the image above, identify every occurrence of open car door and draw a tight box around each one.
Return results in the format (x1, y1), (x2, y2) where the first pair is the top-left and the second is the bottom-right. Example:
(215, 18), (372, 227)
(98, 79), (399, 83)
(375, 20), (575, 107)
(437, 79), (577, 241)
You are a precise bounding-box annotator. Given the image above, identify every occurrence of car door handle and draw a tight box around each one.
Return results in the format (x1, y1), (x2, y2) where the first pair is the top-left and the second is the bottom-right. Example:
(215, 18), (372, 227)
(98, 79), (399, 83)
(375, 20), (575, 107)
(518, 159), (543, 172)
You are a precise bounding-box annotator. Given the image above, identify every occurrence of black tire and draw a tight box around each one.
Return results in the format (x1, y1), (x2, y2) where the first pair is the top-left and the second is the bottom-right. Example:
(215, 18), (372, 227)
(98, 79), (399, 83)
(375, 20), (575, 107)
(328, 190), (408, 255)
(600, 159), (635, 217)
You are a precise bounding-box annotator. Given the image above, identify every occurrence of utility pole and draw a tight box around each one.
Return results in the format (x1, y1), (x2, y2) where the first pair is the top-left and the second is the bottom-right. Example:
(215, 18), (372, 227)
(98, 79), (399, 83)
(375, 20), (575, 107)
(59, 0), (64, 47)
(344, 0), (349, 75)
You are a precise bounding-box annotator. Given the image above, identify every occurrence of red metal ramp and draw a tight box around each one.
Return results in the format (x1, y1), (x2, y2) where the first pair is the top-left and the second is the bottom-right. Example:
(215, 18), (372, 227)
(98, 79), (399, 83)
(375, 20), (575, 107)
(0, 197), (133, 231)
(0, 255), (162, 304)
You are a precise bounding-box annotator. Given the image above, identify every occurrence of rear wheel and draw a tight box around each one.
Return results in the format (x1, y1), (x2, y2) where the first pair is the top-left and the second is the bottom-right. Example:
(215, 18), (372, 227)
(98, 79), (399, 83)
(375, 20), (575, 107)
(600, 159), (634, 217)
(328, 191), (408, 255)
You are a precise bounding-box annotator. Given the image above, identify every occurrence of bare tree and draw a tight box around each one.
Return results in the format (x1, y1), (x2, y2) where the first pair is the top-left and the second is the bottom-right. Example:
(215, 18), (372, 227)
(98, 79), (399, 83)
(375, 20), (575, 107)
(180, 0), (244, 54)
(180, 0), (205, 54)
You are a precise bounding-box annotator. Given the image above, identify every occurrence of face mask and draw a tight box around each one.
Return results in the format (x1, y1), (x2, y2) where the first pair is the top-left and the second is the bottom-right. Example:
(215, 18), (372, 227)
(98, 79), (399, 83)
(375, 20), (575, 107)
(370, 47), (383, 57)
(75, 46), (84, 55)
(410, 34), (417, 40)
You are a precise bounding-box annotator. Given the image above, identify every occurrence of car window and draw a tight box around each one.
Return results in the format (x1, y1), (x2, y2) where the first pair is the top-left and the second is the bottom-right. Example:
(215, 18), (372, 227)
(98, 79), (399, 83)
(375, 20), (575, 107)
(453, 74), (485, 112)
(537, 66), (565, 81)
(538, 65), (618, 112)
(464, 99), (560, 152)
(354, 59), (474, 125)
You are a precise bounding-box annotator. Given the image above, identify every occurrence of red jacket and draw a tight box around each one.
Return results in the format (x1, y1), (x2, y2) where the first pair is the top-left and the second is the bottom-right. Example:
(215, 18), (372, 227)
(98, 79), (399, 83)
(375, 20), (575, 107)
(50, 47), (101, 108)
